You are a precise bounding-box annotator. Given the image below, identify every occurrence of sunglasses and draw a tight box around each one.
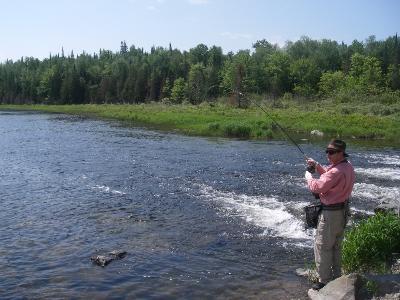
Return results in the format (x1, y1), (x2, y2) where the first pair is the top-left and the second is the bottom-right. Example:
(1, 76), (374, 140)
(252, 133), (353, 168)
(325, 149), (341, 155)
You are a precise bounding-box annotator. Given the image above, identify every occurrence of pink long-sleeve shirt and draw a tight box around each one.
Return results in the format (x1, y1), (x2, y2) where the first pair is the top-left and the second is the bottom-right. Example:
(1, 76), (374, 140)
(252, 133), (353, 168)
(307, 160), (355, 205)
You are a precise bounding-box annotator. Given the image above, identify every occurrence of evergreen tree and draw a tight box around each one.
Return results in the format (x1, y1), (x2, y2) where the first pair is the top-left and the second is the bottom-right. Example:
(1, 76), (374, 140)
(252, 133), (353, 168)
(120, 41), (128, 55)
(0, 36), (399, 105)
(188, 63), (206, 104)
(390, 34), (400, 90)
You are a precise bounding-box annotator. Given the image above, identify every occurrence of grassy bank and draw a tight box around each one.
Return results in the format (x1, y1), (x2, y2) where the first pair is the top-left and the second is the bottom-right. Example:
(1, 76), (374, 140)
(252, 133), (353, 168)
(342, 212), (400, 274)
(1, 102), (398, 142)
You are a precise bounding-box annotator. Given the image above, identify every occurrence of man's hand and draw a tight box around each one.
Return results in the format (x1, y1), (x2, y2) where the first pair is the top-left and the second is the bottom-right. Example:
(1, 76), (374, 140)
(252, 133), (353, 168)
(305, 171), (313, 180)
(306, 158), (318, 173)
(306, 158), (317, 167)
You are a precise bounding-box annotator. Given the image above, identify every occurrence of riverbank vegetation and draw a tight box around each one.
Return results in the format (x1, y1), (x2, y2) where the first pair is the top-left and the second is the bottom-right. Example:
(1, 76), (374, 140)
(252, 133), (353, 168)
(1, 96), (399, 141)
(0, 35), (399, 141)
(342, 212), (400, 274)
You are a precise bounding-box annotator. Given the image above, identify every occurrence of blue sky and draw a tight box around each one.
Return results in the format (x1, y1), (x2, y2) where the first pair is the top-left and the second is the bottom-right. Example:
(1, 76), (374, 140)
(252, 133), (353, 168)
(0, 0), (399, 61)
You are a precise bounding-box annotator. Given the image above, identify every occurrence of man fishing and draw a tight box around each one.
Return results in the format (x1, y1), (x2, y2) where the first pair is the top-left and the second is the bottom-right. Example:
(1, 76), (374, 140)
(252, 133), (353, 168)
(304, 139), (356, 291)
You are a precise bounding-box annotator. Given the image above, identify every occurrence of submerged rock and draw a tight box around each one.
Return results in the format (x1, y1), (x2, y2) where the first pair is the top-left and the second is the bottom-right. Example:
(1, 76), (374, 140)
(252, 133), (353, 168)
(310, 130), (324, 137)
(91, 250), (127, 267)
(91, 255), (114, 267)
(375, 202), (400, 215)
(109, 250), (127, 259)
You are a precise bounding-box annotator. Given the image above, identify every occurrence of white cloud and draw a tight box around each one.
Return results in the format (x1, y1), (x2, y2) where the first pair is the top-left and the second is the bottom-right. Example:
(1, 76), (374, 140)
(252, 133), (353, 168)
(146, 5), (156, 10)
(220, 31), (252, 40)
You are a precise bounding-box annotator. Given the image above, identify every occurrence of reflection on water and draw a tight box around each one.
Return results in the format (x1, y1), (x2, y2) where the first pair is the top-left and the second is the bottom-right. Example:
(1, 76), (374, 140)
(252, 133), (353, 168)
(0, 111), (399, 299)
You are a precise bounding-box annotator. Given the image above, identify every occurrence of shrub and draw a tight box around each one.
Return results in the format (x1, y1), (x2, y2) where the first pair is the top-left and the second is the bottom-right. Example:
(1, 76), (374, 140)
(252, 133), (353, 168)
(170, 78), (187, 104)
(318, 71), (346, 97)
(223, 122), (252, 138)
(208, 122), (220, 131)
(282, 92), (293, 101)
(368, 103), (392, 116)
(264, 129), (273, 139)
(198, 101), (212, 109)
(255, 129), (264, 138)
(340, 105), (353, 115)
(160, 97), (171, 105)
(342, 212), (400, 273)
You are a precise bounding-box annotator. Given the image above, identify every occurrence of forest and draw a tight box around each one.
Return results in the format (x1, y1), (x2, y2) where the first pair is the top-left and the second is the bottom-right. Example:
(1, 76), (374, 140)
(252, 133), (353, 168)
(0, 35), (399, 106)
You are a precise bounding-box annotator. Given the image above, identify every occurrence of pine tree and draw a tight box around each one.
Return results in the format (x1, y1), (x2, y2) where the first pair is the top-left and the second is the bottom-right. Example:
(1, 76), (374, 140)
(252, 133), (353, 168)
(391, 33), (400, 90)
(120, 41), (128, 55)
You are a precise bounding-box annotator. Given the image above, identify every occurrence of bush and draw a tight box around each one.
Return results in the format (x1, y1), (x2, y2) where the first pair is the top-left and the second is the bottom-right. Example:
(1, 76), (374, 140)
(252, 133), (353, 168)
(264, 128), (273, 139)
(340, 105), (353, 115)
(368, 103), (393, 116)
(170, 78), (187, 104)
(318, 71), (346, 97)
(342, 213), (400, 273)
(208, 122), (220, 131)
(223, 122), (252, 138)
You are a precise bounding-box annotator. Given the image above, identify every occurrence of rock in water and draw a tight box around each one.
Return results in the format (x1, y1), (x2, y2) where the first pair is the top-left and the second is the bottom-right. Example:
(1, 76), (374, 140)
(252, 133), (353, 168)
(374, 201), (400, 215)
(91, 255), (113, 267)
(295, 268), (318, 282)
(109, 250), (127, 259)
(310, 130), (324, 137)
(91, 250), (127, 267)
(295, 268), (308, 277)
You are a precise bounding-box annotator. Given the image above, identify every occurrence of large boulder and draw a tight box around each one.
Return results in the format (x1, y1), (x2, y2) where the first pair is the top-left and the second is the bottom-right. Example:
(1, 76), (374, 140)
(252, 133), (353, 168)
(307, 273), (400, 300)
(308, 273), (361, 300)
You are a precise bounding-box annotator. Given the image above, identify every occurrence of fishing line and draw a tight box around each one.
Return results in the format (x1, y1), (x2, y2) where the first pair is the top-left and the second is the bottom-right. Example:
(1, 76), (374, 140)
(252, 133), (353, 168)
(237, 92), (309, 160)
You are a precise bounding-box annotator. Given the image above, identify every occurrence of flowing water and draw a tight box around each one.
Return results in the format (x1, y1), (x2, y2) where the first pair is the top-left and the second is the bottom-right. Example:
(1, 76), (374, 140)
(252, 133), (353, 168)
(0, 111), (399, 299)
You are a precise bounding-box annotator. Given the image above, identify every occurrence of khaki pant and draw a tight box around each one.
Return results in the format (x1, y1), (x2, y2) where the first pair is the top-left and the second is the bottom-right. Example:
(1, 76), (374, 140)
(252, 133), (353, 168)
(314, 208), (346, 284)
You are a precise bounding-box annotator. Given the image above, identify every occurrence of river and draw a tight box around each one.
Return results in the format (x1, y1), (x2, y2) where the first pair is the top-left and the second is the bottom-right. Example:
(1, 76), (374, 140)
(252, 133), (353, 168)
(0, 111), (399, 299)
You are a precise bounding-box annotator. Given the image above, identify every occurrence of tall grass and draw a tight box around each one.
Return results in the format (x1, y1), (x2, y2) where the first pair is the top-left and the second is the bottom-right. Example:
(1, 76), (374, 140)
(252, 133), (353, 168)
(342, 213), (400, 273)
(0, 100), (399, 142)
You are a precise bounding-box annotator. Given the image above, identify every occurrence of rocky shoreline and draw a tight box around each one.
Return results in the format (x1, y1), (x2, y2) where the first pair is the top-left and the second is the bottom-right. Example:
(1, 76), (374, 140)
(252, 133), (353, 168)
(298, 205), (400, 300)
(307, 273), (400, 300)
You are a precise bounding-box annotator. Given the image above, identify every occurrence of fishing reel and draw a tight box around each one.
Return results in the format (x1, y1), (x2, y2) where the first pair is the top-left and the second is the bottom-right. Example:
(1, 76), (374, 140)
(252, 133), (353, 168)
(305, 164), (320, 199)
(306, 164), (316, 173)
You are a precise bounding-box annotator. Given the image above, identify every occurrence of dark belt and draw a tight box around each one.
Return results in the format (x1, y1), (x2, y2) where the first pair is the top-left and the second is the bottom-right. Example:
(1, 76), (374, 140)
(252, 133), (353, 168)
(322, 202), (346, 210)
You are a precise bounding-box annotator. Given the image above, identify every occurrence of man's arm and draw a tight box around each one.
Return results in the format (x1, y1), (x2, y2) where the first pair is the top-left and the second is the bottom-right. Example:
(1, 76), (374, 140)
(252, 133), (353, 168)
(307, 169), (342, 194)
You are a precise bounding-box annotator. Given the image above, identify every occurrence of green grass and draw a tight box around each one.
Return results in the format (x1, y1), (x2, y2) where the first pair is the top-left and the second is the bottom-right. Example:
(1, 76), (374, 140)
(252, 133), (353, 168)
(342, 213), (400, 274)
(0, 101), (399, 142)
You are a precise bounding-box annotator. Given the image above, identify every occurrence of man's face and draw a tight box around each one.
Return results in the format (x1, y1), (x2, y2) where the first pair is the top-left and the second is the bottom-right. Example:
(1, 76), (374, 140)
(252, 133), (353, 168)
(325, 144), (344, 164)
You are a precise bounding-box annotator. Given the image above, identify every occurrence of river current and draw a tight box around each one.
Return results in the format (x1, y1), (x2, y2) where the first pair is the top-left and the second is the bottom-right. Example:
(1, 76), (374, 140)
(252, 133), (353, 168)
(0, 111), (399, 299)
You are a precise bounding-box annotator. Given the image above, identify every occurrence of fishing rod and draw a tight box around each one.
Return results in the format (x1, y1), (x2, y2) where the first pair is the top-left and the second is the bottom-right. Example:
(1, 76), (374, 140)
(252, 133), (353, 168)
(237, 92), (320, 205)
(237, 92), (310, 161)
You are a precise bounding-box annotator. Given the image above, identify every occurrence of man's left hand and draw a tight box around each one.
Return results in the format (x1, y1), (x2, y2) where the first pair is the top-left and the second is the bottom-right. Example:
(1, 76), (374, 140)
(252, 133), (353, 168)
(305, 171), (313, 180)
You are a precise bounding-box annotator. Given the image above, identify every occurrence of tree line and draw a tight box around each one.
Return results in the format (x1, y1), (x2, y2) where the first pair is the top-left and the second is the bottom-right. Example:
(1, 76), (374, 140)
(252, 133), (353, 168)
(0, 35), (399, 105)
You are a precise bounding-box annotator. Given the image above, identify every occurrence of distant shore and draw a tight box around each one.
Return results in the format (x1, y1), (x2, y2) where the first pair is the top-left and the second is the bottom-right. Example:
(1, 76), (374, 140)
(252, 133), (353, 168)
(1, 103), (399, 146)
